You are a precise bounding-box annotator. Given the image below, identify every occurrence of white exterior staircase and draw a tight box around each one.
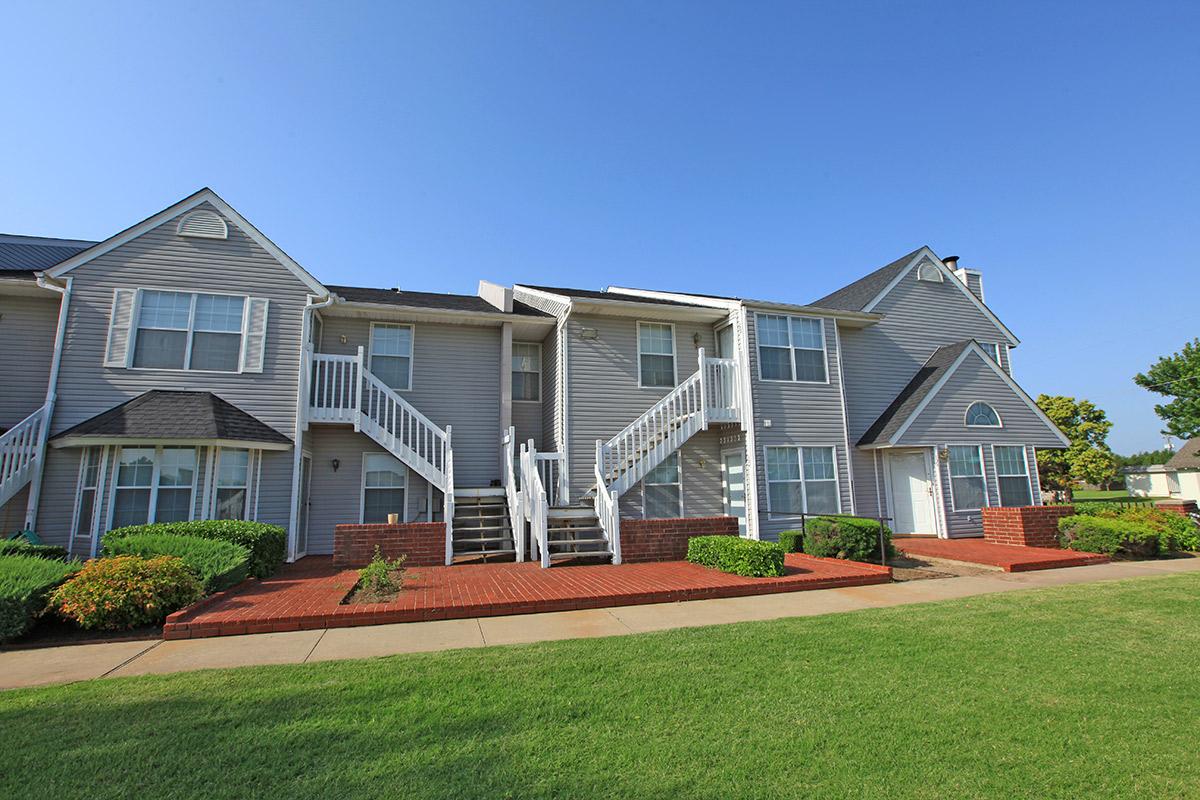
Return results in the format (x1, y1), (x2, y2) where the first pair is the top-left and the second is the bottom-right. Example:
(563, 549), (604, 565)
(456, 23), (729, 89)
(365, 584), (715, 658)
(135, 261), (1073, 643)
(307, 347), (456, 563)
(0, 404), (50, 513)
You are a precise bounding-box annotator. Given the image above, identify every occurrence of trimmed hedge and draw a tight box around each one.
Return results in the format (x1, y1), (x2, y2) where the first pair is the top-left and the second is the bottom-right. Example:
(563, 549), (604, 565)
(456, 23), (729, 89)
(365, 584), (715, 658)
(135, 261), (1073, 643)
(1057, 515), (1159, 557)
(1071, 505), (1199, 552)
(778, 530), (804, 553)
(0, 540), (69, 561)
(803, 516), (893, 562)
(51, 555), (203, 630)
(0, 555), (80, 642)
(104, 521), (285, 578)
(686, 536), (786, 577)
(102, 532), (250, 593)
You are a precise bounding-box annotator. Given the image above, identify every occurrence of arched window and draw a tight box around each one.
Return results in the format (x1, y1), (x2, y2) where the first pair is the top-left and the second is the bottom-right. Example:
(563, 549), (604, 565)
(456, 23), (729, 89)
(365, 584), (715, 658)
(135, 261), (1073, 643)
(965, 401), (1001, 427)
(916, 260), (944, 282)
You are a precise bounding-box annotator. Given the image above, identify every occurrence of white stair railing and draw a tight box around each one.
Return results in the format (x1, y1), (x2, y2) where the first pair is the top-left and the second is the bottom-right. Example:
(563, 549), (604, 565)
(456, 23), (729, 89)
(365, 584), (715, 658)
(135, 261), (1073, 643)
(0, 404), (49, 510)
(520, 443), (550, 568)
(594, 450), (622, 565)
(703, 356), (740, 423)
(534, 451), (567, 507)
(502, 427), (525, 562)
(442, 429), (454, 565)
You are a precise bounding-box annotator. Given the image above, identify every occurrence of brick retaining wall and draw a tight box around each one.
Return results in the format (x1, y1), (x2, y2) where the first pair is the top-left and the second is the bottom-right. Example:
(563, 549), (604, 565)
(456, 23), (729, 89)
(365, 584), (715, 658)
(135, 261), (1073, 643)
(619, 516), (739, 563)
(333, 522), (446, 567)
(981, 505), (1075, 548)
(1155, 499), (1199, 517)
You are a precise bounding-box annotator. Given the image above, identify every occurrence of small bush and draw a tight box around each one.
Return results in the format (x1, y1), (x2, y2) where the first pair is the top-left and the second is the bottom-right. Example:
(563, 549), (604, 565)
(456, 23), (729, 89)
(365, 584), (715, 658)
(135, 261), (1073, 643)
(0, 555), (80, 642)
(104, 521), (285, 578)
(0, 540), (69, 561)
(686, 535), (786, 577)
(1057, 515), (1159, 558)
(51, 555), (203, 630)
(1069, 505), (1199, 552)
(102, 533), (250, 593)
(356, 547), (407, 599)
(778, 530), (804, 553)
(802, 516), (893, 562)
(1073, 501), (1155, 517)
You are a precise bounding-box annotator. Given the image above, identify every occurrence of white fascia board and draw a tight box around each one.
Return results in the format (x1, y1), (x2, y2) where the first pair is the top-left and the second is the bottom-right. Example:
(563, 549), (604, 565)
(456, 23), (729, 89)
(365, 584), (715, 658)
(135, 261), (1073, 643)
(52, 436), (292, 451)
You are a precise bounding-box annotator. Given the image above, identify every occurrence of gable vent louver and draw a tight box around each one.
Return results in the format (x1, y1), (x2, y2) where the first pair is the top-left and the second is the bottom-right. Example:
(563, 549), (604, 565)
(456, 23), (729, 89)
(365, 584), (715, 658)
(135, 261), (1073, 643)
(916, 259), (944, 283)
(177, 209), (228, 240)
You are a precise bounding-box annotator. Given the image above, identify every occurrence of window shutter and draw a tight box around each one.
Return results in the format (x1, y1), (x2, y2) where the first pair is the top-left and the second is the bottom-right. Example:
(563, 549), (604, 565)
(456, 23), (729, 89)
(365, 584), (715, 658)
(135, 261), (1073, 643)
(104, 288), (138, 368)
(241, 297), (270, 373)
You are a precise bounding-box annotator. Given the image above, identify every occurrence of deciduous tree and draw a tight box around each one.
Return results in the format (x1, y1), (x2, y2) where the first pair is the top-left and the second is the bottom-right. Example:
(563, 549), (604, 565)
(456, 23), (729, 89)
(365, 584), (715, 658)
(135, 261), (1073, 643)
(1134, 338), (1200, 440)
(1035, 395), (1118, 500)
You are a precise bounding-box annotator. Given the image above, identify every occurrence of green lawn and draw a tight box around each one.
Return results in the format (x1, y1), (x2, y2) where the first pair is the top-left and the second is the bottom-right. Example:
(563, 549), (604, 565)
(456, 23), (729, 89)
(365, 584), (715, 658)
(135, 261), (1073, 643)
(3, 575), (1199, 799)
(1071, 489), (1162, 501)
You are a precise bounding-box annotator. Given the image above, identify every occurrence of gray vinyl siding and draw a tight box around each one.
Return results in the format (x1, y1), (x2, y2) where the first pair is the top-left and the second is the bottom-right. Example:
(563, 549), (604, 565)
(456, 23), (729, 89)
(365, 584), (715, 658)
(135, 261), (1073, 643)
(620, 429), (725, 518)
(896, 351), (1065, 447)
(317, 316), (502, 487)
(0, 293), (58, 429)
(305, 426), (434, 554)
(1, 486), (30, 533)
(961, 272), (984, 302)
(564, 312), (717, 504)
(33, 202), (311, 545)
(745, 312), (852, 542)
(839, 265), (1018, 518)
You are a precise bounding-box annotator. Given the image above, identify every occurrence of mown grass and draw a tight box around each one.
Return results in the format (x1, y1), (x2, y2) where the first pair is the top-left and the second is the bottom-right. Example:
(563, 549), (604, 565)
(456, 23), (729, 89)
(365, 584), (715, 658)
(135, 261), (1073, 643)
(2, 574), (1199, 799)
(1072, 489), (1165, 501)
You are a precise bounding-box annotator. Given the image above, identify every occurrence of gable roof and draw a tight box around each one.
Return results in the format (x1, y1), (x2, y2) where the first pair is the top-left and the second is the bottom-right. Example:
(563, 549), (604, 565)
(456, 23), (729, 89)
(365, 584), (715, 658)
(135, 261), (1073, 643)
(0, 234), (97, 274)
(813, 246), (1019, 346)
(1166, 437), (1200, 470)
(51, 390), (292, 449)
(328, 285), (550, 316)
(45, 188), (327, 296)
(858, 339), (1069, 448)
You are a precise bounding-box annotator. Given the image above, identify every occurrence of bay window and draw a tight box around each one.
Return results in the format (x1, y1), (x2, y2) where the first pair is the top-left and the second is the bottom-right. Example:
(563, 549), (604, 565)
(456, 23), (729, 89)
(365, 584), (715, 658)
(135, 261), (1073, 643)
(214, 448), (250, 520)
(111, 446), (197, 528)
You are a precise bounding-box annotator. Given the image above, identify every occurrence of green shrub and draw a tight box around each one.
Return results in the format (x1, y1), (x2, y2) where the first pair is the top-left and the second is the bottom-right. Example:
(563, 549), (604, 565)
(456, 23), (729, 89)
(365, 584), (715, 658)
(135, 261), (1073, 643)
(0, 540), (69, 561)
(0, 555), (80, 642)
(1073, 500), (1154, 516)
(51, 555), (203, 630)
(102, 533), (250, 593)
(686, 535), (786, 577)
(1069, 505), (1199, 552)
(356, 546), (407, 599)
(1057, 515), (1159, 557)
(802, 516), (893, 562)
(777, 530), (804, 553)
(104, 521), (285, 578)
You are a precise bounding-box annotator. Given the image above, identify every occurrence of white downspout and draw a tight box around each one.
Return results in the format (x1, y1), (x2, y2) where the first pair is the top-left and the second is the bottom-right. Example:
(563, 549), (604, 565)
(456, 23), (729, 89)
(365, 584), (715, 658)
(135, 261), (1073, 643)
(24, 274), (72, 530)
(736, 303), (761, 539)
(287, 293), (333, 561)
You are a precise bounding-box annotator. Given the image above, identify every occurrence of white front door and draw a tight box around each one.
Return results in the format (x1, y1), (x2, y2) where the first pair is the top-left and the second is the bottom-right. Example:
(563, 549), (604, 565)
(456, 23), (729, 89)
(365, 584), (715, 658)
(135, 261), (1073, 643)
(722, 449), (747, 536)
(887, 450), (936, 535)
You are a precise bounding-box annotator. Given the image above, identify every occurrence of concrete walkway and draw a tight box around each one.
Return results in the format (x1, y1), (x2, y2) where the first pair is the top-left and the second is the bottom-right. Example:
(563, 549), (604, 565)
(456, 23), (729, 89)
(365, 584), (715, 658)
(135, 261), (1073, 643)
(3, 557), (1197, 690)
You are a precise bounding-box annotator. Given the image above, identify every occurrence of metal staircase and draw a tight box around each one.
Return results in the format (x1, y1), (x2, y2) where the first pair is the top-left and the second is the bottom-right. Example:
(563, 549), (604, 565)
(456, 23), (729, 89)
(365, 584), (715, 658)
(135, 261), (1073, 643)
(0, 404), (50, 512)
(307, 347), (455, 563)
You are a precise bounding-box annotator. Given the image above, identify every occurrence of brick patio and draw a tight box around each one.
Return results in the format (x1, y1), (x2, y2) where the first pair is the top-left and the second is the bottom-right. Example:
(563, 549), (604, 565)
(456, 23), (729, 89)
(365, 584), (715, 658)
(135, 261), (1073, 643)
(894, 536), (1110, 572)
(163, 553), (892, 639)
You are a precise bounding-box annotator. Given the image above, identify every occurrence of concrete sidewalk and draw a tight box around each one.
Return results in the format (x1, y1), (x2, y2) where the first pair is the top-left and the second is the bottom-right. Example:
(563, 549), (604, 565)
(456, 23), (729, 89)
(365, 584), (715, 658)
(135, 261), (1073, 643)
(2, 557), (1197, 690)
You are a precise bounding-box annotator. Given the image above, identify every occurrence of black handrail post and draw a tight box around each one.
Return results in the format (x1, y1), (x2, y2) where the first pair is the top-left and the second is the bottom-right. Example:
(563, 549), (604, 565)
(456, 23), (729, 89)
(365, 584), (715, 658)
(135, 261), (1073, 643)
(878, 516), (888, 567)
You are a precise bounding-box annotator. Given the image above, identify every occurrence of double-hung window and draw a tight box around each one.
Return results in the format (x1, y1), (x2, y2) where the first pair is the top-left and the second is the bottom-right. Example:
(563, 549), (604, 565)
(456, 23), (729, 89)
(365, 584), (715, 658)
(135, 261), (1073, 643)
(73, 447), (103, 542)
(948, 445), (987, 511)
(214, 448), (250, 520)
(756, 314), (827, 382)
(765, 446), (840, 515)
(643, 452), (682, 518)
(369, 324), (413, 391)
(362, 453), (407, 523)
(133, 290), (245, 372)
(111, 446), (197, 528)
(976, 341), (1000, 365)
(512, 342), (541, 402)
(638, 322), (676, 388)
(993, 445), (1033, 507)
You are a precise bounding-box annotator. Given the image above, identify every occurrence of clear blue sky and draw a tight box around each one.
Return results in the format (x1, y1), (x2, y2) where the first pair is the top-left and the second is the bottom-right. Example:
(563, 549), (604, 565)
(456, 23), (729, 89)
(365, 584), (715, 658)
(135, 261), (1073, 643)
(2, 1), (1196, 454)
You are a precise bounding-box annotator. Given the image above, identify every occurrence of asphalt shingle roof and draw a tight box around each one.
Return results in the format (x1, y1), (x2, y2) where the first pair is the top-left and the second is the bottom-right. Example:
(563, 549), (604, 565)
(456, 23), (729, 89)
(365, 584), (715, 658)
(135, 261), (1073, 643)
(328, 285), (550, 316)
(0, 234), (96, 273)
(520, 284), (710, 307)
(1166, 437), (1200, 470)
(857, 340), (973, 446)
(810, 247), (926, 311)
(52, 390), (292, 445)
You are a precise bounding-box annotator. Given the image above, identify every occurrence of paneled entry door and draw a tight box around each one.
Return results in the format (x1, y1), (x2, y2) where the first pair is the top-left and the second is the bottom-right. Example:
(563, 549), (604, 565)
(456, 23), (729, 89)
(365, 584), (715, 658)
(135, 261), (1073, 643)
(887, 449), (936, 535)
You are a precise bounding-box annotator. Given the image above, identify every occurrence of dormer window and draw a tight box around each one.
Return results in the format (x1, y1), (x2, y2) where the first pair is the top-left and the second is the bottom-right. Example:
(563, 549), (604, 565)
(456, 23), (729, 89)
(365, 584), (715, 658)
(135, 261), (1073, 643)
(965, 401), (1001, 427)
(916, 260), (944, 283)
(177, 209), (228, 240)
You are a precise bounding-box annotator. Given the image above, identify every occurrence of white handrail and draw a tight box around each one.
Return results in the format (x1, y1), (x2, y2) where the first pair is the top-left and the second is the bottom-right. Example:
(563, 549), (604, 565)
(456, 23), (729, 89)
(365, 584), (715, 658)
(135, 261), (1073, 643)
(443, 426), (454, 565)
(502, 427), (525, 561)
(0, 404), (49, 509)
(520, 443), (550, 568)
(594, 447), (622, 565)
(533, 451), (566, 507)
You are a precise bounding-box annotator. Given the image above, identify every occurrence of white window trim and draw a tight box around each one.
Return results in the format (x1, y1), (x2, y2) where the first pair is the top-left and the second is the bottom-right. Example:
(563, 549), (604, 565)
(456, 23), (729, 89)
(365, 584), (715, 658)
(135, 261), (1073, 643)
(128, 286), (250, 374)
(991, 444), (1034, 508)
(70, 446), (104, 550)
(642, 452), (683, 519)
(512, 341), (542, 403)
(976, 341), (1000, 365)
(946, 443), (989, 512)
(211, 447), (252, 520)
(761, 444), (843, 517)
(359, 451), (409, 524)
(715, 321), (735, 359)
(636, 321), (678, 389)
(754, 312), (830, 385)
(368, 321), (416, 392)
(964, 400), (1003, 428)
(916, 260), (945, 282)
(105, 445), (200, 530)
